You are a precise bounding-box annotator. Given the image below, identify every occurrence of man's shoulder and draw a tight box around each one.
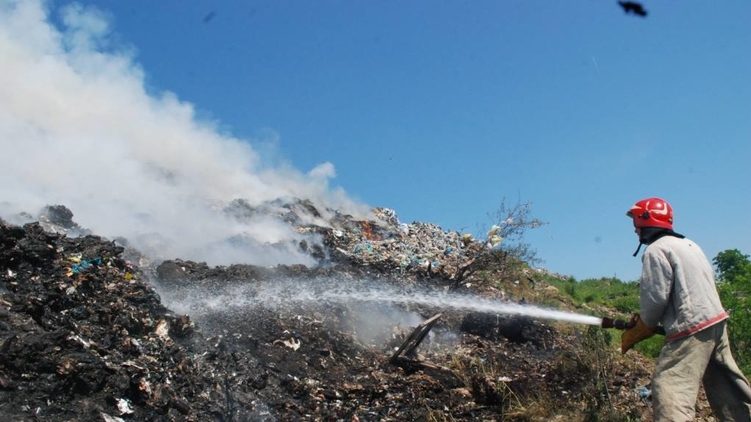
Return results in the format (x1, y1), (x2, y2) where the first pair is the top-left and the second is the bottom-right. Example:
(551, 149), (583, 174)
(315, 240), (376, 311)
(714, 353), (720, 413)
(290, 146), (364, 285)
(648, 236), (709, 262)
(653, 235), (693, 247)
(645, 236), (693, 256)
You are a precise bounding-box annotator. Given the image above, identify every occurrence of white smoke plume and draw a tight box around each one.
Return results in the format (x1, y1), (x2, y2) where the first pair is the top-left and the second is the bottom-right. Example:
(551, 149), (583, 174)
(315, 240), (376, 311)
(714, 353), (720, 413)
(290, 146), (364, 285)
(0, 0), (372, 266)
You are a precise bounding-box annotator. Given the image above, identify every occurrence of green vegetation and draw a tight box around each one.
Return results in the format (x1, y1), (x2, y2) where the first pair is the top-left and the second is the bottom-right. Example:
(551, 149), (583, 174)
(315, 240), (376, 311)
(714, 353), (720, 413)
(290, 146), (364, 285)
(543, 276), (639, 313)
(714, 249), (751, 375)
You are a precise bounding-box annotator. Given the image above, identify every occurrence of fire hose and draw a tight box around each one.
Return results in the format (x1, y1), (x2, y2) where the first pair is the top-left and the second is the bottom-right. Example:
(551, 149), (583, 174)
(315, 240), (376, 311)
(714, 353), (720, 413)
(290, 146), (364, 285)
(601, 317), (666, 336)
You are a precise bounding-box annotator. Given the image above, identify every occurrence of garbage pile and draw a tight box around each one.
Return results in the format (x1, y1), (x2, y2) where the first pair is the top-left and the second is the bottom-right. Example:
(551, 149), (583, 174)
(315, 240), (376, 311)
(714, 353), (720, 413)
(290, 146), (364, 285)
(0, 204), (718, 421)
(324, 207), (485, 283)
(221, 198), (488, 283)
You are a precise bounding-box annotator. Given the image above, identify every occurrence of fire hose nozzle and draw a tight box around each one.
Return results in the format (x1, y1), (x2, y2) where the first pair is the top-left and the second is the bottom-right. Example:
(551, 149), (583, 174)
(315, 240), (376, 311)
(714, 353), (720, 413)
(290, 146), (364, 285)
(601, 317), (634, 330)
(601, 316), (667, 336)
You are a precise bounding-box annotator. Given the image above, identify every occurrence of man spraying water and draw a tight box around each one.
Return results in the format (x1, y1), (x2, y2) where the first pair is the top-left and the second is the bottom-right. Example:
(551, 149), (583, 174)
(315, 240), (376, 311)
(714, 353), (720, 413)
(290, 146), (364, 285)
(621, 197), (751, 421)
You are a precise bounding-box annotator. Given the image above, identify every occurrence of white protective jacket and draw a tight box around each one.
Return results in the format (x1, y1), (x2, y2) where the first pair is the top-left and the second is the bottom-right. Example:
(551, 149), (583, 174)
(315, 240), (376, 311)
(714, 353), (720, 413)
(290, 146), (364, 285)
(639, 235), (729, 341)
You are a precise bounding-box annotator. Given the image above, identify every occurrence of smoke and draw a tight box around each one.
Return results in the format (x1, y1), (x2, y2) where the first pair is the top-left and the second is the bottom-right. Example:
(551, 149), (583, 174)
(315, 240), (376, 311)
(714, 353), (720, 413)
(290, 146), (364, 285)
(0, 0), (371, 265)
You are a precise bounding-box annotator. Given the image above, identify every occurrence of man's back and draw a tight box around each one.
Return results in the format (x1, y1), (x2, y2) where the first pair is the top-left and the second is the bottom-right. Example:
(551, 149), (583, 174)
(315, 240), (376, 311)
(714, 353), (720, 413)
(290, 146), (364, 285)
(640, 236), (728, 340)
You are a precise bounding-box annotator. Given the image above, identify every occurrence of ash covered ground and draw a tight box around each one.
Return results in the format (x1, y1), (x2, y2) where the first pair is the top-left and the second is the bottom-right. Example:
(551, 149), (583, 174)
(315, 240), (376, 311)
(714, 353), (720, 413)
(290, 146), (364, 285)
(0, 202), (716, 421)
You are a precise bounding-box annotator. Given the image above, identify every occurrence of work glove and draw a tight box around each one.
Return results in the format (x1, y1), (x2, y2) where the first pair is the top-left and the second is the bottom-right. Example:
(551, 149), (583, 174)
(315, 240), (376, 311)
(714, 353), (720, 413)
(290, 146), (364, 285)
(621, 314), (655, 354)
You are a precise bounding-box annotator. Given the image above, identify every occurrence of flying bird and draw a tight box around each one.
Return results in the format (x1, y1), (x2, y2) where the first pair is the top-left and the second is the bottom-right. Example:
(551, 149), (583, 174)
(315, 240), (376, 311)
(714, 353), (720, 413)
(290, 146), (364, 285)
(202, 11), (217, 24)
(618, 1), (648, 17)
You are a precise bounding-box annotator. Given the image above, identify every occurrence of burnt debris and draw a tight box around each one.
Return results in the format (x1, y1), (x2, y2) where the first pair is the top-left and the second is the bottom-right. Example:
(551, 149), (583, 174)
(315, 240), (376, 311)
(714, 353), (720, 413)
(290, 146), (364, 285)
(0, 202), (711, 421)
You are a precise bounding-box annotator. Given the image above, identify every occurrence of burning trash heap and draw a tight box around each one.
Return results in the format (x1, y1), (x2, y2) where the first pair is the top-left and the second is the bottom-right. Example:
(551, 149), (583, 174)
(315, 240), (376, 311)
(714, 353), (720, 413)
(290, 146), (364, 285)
(0, 201), (714, 421)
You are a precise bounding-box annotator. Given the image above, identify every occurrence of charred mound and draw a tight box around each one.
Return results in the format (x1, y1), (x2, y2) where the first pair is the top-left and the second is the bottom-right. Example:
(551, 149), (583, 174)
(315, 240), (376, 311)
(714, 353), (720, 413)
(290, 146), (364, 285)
(0, 208), (715, 421)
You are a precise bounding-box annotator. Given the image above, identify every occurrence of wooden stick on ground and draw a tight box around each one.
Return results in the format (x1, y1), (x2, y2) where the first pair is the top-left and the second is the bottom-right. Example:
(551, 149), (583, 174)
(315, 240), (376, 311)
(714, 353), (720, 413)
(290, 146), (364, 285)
(390, 313), (442, 362)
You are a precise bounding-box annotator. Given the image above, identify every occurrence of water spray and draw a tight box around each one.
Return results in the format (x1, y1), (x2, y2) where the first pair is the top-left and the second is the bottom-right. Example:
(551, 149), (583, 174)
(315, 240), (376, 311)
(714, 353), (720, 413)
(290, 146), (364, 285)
(162, 277), (670, 334)
(309, 287), (605, 326)
(316, 289), (669, 335)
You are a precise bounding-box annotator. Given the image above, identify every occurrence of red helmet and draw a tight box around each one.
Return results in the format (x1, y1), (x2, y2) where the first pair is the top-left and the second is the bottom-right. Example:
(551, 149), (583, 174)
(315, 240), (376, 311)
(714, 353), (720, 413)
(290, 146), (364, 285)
(626, 198), (674, 230)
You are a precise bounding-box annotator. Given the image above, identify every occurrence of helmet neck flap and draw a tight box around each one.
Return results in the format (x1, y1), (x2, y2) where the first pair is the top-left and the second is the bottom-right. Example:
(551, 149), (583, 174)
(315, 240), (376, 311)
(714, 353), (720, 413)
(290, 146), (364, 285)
(631, 227), (685, 257)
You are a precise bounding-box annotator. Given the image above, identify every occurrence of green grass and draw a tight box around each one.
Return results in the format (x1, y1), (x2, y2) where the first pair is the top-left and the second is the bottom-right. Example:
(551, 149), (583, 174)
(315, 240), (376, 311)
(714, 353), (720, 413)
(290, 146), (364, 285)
(542, 276), (639, 312)
(538, 275), (663, 359)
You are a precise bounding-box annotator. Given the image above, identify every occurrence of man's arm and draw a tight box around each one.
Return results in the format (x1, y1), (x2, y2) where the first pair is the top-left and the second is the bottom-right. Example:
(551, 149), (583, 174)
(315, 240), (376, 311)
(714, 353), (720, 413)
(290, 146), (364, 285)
(639, 248), (673, 328)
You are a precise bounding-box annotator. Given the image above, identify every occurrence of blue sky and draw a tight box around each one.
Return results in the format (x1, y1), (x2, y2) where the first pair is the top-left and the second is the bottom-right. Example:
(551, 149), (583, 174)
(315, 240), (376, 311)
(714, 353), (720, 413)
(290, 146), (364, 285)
(2, 0), (749, 281)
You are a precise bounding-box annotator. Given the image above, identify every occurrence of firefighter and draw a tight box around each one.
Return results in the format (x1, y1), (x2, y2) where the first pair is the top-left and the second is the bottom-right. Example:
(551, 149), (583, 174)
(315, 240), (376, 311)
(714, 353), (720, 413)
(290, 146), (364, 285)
(622, 197), (751, 421)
